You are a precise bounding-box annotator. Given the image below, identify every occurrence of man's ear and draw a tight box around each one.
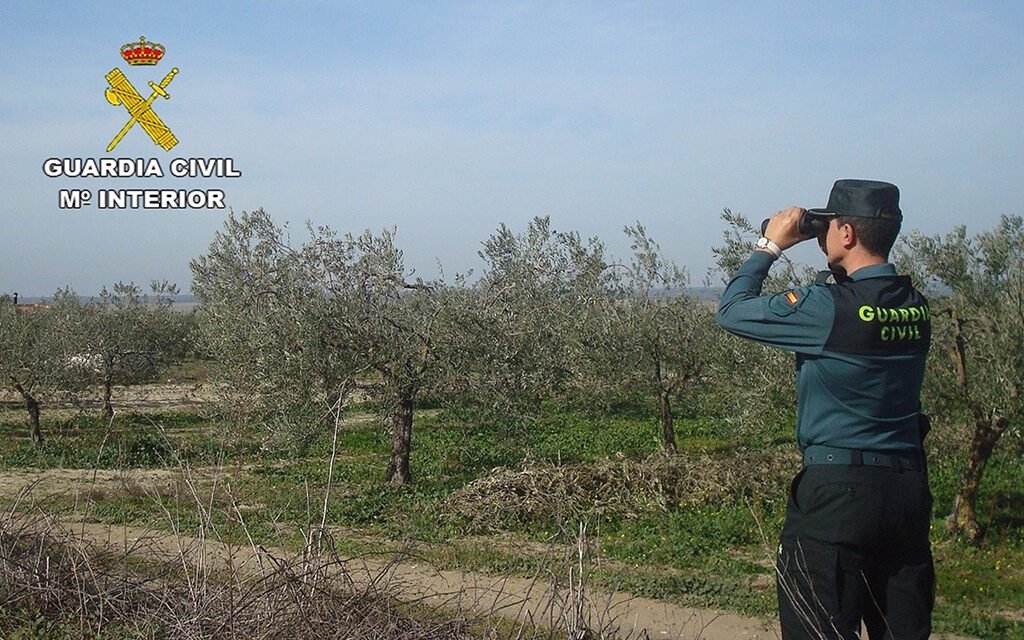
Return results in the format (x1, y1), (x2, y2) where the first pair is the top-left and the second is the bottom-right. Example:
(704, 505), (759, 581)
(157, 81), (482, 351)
(839, 221), (856, 249)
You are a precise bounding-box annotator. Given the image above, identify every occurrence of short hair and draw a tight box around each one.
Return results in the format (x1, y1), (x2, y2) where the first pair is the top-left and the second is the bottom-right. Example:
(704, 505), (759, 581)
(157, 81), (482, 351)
(835, 215), (901, 258)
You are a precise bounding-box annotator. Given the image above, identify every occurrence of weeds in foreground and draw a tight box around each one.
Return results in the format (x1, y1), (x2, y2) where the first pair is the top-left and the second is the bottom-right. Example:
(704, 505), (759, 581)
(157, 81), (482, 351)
(0, 401), (665, 640)
(0, 511), (484, 639)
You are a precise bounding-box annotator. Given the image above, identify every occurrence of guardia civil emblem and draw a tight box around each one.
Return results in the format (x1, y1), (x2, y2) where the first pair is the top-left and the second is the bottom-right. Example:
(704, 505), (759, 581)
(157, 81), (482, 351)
(104, 36), (179, 152)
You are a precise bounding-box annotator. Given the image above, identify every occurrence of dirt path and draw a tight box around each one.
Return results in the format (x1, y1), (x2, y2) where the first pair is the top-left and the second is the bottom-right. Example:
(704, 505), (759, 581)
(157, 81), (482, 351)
(0, 469), (977, 640)
(0, 382), (214, 414)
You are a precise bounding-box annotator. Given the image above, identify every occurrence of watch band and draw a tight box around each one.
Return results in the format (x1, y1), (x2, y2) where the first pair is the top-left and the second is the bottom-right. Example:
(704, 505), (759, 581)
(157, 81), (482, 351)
(756, 237), (782, 259)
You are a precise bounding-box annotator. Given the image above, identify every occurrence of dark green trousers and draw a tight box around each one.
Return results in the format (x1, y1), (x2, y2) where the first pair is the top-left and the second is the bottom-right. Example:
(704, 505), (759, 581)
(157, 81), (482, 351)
(776, 464), (935, 640)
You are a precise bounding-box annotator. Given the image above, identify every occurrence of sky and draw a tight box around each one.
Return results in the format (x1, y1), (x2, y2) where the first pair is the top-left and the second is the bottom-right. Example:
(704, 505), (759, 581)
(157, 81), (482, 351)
(2, 1), (1022, 296)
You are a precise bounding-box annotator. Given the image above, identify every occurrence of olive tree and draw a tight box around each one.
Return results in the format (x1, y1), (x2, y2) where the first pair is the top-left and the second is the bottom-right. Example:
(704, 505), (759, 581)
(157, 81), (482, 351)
(75, 280), (189, 418)
(600, 223), (717, 453)
(191, 209), (358, 439)
(0, 290), (81, 445)
(192, 209), (442, 484)
(446, 217), (608, 425)
(896, 215), (1024, 542)
(304, 225), (442, 485)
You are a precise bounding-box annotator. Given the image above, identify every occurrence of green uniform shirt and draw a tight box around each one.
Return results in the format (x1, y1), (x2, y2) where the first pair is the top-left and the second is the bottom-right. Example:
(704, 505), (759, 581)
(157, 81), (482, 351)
(716, 251), (928, 453)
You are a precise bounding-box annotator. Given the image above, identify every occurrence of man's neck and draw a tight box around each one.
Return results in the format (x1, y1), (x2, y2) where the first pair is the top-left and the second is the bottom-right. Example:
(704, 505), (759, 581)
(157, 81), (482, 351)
(841, 251), (887, 277)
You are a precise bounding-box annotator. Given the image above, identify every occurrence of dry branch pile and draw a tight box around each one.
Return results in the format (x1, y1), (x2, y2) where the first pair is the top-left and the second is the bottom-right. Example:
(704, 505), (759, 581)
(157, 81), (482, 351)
(441, 450), (796, 533)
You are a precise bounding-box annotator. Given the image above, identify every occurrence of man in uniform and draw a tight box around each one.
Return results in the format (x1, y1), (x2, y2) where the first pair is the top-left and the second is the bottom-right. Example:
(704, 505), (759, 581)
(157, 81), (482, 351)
(715, 179), (933, 639)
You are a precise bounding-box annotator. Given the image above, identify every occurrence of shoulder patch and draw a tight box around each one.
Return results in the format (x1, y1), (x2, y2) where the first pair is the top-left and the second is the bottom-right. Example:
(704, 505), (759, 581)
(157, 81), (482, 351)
(767, 287), (813, 317)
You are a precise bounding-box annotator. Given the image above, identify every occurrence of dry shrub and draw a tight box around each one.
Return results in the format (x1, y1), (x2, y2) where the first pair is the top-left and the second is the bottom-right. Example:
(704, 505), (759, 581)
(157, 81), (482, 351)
(441, 450), (797, 533)
(0, 515), (482, 640)
(0, 514), (640, 640)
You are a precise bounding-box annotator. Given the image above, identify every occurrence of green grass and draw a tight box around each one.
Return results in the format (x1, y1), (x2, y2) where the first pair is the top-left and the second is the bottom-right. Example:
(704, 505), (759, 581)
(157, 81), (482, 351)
(933, 539), (1024, 638)
(2, 405), (1022, 637)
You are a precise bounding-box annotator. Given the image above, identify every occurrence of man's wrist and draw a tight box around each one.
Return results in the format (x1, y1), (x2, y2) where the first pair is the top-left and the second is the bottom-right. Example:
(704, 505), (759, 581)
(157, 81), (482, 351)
(755, 237), (783, 259)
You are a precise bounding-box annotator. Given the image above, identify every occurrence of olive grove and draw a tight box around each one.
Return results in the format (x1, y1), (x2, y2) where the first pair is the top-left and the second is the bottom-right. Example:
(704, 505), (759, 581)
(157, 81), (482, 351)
(2, 284), (192, 442)
(187, 204), (1024, 547)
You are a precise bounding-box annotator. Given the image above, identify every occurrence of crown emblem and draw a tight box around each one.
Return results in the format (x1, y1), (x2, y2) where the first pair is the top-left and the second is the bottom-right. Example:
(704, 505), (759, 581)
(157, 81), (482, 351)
(120, 36), (165, 65)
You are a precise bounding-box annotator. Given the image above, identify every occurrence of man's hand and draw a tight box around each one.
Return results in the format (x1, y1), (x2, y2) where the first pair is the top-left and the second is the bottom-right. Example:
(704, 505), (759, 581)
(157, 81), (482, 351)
(763, 206), (812, 251)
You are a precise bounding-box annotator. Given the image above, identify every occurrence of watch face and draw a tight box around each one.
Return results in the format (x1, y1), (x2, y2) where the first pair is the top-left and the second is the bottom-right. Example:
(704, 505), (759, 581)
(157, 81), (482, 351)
(755, 237), (779, 257)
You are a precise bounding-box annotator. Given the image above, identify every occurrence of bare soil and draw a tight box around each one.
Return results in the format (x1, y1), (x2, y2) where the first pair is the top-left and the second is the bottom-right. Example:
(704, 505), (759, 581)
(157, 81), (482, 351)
(0, 382), (215, 418)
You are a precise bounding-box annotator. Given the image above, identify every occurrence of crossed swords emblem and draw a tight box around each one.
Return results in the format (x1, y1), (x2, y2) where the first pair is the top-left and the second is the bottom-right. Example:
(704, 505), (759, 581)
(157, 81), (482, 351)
(104, 66), (179, 152)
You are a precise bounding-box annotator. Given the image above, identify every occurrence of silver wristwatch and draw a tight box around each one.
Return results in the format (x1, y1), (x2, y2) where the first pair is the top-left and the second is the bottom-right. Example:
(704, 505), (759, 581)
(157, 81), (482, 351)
(755, 237), (782, 258)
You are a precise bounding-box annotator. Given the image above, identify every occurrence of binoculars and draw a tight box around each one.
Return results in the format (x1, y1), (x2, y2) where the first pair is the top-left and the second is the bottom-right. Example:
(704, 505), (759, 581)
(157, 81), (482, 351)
(760, 210), (831, 237)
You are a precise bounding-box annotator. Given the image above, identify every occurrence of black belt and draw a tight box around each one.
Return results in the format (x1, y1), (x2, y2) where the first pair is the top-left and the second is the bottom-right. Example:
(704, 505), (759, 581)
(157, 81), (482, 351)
(803, 445), (925, 472)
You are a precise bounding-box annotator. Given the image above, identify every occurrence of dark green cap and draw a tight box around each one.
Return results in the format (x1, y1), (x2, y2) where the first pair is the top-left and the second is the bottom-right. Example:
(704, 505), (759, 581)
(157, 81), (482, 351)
(808, 179), (903, 220)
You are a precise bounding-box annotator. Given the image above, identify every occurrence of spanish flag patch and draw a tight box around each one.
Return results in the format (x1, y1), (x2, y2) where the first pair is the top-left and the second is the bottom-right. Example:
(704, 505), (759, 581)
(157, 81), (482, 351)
(785, 291), (800, 305)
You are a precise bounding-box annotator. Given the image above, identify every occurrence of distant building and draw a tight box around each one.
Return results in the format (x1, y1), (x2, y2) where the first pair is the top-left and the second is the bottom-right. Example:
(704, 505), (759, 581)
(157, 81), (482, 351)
(11, 292), (52, 315)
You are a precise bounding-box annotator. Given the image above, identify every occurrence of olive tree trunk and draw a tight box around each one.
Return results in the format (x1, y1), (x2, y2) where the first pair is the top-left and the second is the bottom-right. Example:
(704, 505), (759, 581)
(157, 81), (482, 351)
(658, 387), (677, 455)
(947, 415), (1009, 542)
(10, 377), (43, 446)
(386, 386), (416, 485)
(652, 344), (677, 454)
(102, 355), (115, 420)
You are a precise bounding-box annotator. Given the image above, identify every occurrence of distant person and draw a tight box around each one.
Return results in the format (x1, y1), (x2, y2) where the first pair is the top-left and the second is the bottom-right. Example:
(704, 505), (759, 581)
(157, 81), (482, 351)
(715, 180), (933, 639)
